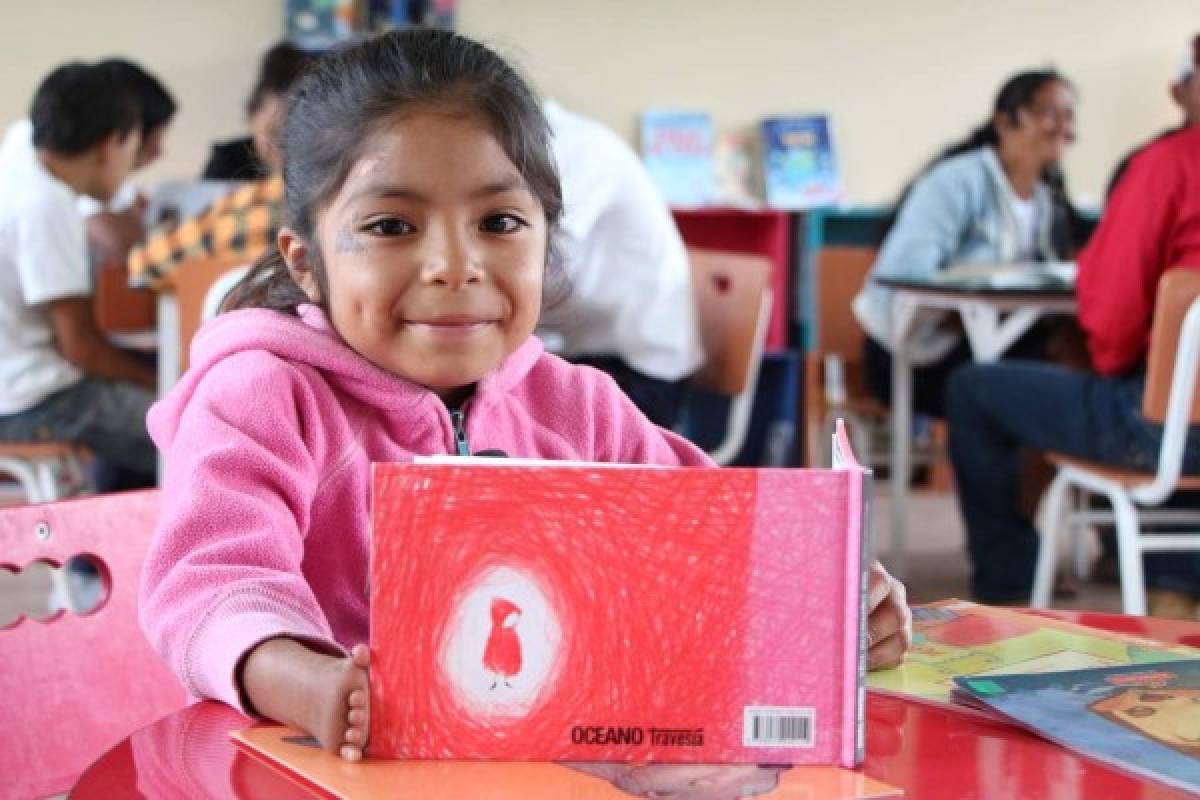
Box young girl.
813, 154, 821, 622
139, 29, 911, 762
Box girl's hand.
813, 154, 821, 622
866, 561, 911, 670
239, 638, 372, 760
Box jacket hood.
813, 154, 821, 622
148, 303, 545, 446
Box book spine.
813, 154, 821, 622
834, 421, 869, 767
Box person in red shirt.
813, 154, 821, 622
943, 122, 1200, 613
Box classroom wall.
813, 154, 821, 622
0, 0, 1192, 206
457, 0, 1195, 207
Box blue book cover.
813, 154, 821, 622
639, 110, 715, 208
954, 660, 1200, 793
287, 0, 357, 51
761, 115, 842, 210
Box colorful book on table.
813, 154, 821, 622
231, 723, 903, 799
867, 599, 1199, 709
367, 427, 871, 765
639, 109, 716, 207
953, 660, 1200, 794
761, 115, 842, 210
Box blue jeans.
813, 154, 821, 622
945, 361, 1200, 603
0, 378, 156, 482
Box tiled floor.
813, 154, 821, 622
877, 487, 1126, 613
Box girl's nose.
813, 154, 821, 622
420, 225, 482, 287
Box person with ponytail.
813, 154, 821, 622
852, 69, 1082, 417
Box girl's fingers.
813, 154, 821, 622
340, 744, 363, 761
351, 643, 371, 667
867, 630, 908, 671
348, 708, 366, 726
867, 561, 897, 611
348, 689, 366, 708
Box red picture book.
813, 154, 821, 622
367, 428, 871, 765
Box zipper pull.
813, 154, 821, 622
449, 409, 470, 456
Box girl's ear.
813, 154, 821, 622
278, 227, 321, 304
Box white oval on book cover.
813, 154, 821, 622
438, 566, 564, 720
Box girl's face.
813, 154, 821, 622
286, 110, 547, 403
999, 80, 1077, 167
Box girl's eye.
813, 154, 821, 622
364, 218, 414, 236
480, 214, 525, 234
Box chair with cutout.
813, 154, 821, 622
684, 248, 773, 466
0, 489, 187, 797
1033, 268, 1200, 615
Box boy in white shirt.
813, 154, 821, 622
0, 62, 156, 483
0, 59, 177, 264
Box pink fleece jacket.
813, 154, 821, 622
138, 305, 711, 712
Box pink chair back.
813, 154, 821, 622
0, 490, 187, 798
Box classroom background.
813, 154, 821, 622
0, 0, 1193, 206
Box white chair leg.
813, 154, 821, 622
35, 461, 62, 503
1033, 472, 1070, 608
1110, 490, 1147, 616
0, 457, 46, 503
1069, 488, 1093, 580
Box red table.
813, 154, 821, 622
72, 611, 1200, 799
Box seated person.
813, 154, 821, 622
944, 123, 1200, 611
852, 69, 1084, 417
129, 44, 309, 288
201, 42, 312, 181
537, 100, 704, 429
0, 59, 177, 264
0, 63, 156, 483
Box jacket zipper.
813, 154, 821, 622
449, 409, 471, 456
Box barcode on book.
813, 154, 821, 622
743, 707, 815, 747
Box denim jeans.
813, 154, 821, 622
0, 377, 157, 481
945, 361, 1200, 603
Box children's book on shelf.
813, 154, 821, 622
867, 599, 1199, 709
954, 660, 1200, 794
366, 425, 871, 765
712, 131, 760, 209
761, 115, 842, 210
232, 723, 903, 799
640, 109, 716, 208
286, 0, 358, 51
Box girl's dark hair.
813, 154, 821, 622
879, 69, 1086, 253
225, 28, 564, 315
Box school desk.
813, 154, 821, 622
69, 610, 1200, 799
877, 275, 1078, 581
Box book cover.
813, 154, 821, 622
232, 724, 902, 799
286, 0, 358, 51
713, 131, 760, 209
368, 449, 869, 764
640, 109, 716, 208
867, 599, 1198, 708
761, 116, 842, 210
954, 660, 1200, 794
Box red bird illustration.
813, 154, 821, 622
483, 598, 522, 689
